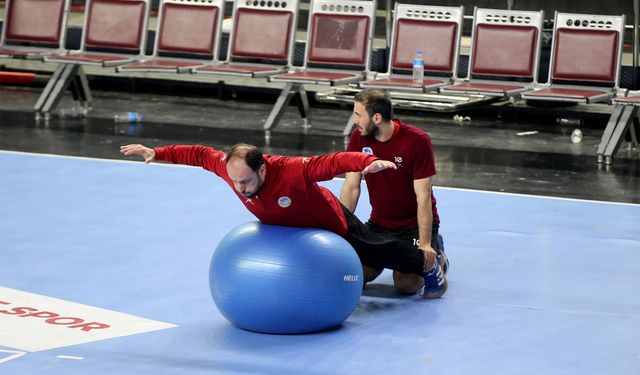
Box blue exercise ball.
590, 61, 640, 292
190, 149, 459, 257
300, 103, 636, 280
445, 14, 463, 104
209, 221, 363, 334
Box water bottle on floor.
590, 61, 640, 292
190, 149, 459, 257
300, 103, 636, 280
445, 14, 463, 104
571, 128, 583, 143
114, 112, 145, 123
412, 49, 424, 85
56, 106, 87, 119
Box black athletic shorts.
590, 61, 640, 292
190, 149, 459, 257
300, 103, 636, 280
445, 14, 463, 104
340, 205, 424, 276
365, 220, 442, 252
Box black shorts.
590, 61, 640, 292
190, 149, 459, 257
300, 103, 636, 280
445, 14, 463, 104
340, 205, 424, 276
365, 220, 442, 252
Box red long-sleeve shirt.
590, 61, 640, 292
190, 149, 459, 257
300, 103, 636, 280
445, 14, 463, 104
154, 145, 378, 235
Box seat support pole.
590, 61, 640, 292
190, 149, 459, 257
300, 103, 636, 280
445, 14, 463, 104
34, 64, 92, 117
264, 82, 309, 131
598, 104, 638, 165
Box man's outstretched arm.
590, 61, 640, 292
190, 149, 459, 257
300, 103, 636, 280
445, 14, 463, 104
304, 152, 397, 182
120, 144, 227, 176
120, 144, 156, 164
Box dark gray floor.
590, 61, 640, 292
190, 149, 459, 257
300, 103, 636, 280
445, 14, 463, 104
1, 85, 639, 204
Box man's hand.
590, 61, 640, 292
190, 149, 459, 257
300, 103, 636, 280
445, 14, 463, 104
420, 243, 438, 270
120, 144, 156, 164
362, 159, 397, 175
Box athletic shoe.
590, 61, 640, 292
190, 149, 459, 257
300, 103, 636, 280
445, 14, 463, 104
420, 256, 448, 299
434, 234, 449, 274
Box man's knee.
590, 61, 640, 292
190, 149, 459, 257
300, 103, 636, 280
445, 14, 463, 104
363, 266, 383, 283
392, 271, 423, 295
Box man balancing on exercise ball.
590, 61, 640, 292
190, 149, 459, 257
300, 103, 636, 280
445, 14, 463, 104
120, 143, 446, 298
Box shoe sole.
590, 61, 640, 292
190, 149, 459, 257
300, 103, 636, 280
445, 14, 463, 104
423, 277, 448, 299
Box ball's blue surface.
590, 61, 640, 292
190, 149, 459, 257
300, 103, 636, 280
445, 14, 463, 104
209, 222, 363, 334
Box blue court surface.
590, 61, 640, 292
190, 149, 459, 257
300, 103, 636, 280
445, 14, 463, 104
0, 150, 638, 375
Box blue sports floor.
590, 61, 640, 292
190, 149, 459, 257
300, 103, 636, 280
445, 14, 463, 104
0, 151, 638, 374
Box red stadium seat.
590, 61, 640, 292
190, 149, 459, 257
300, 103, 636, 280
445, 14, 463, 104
0, 0, 69, 59
264, 0, 376, 132
521, 12, 625, 104
360, 4, 464, 93
191, 0, 299, 78
440, 7, 544, 98
34, 0, 151, 116
117, 0, 225, 73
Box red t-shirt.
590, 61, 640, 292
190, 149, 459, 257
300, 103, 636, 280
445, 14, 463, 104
347, 119, 440, 228
154, 145, 378, 235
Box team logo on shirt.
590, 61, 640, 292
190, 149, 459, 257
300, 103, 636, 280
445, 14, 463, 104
278, 196, 292, 208
362, 147, 373, 154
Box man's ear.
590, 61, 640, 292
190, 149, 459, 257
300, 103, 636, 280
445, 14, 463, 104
373, 113, 382, 125
259, 163, 266, 179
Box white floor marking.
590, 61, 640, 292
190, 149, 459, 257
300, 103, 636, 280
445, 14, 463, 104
0, 286, 177, 352
0, 349, 27, 364
56, 355, 85, 360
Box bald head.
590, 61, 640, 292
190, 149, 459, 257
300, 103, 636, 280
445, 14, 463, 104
226, 143, 264, 171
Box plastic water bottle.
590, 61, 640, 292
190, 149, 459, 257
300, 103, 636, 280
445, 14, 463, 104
571, 128, 583, 143
557, 118, 583, 126
55, 106, 87, 119
114, 112, 144, 123
412, 49, 424, 85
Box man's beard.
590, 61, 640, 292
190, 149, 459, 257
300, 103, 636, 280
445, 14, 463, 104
360, 122, 379, 137
242, 176, 264, 199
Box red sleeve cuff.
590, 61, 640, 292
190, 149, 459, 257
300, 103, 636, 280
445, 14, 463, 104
153, 146, 168, 162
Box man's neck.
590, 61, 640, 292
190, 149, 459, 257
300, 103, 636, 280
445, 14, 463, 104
375, 120, 395, 142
